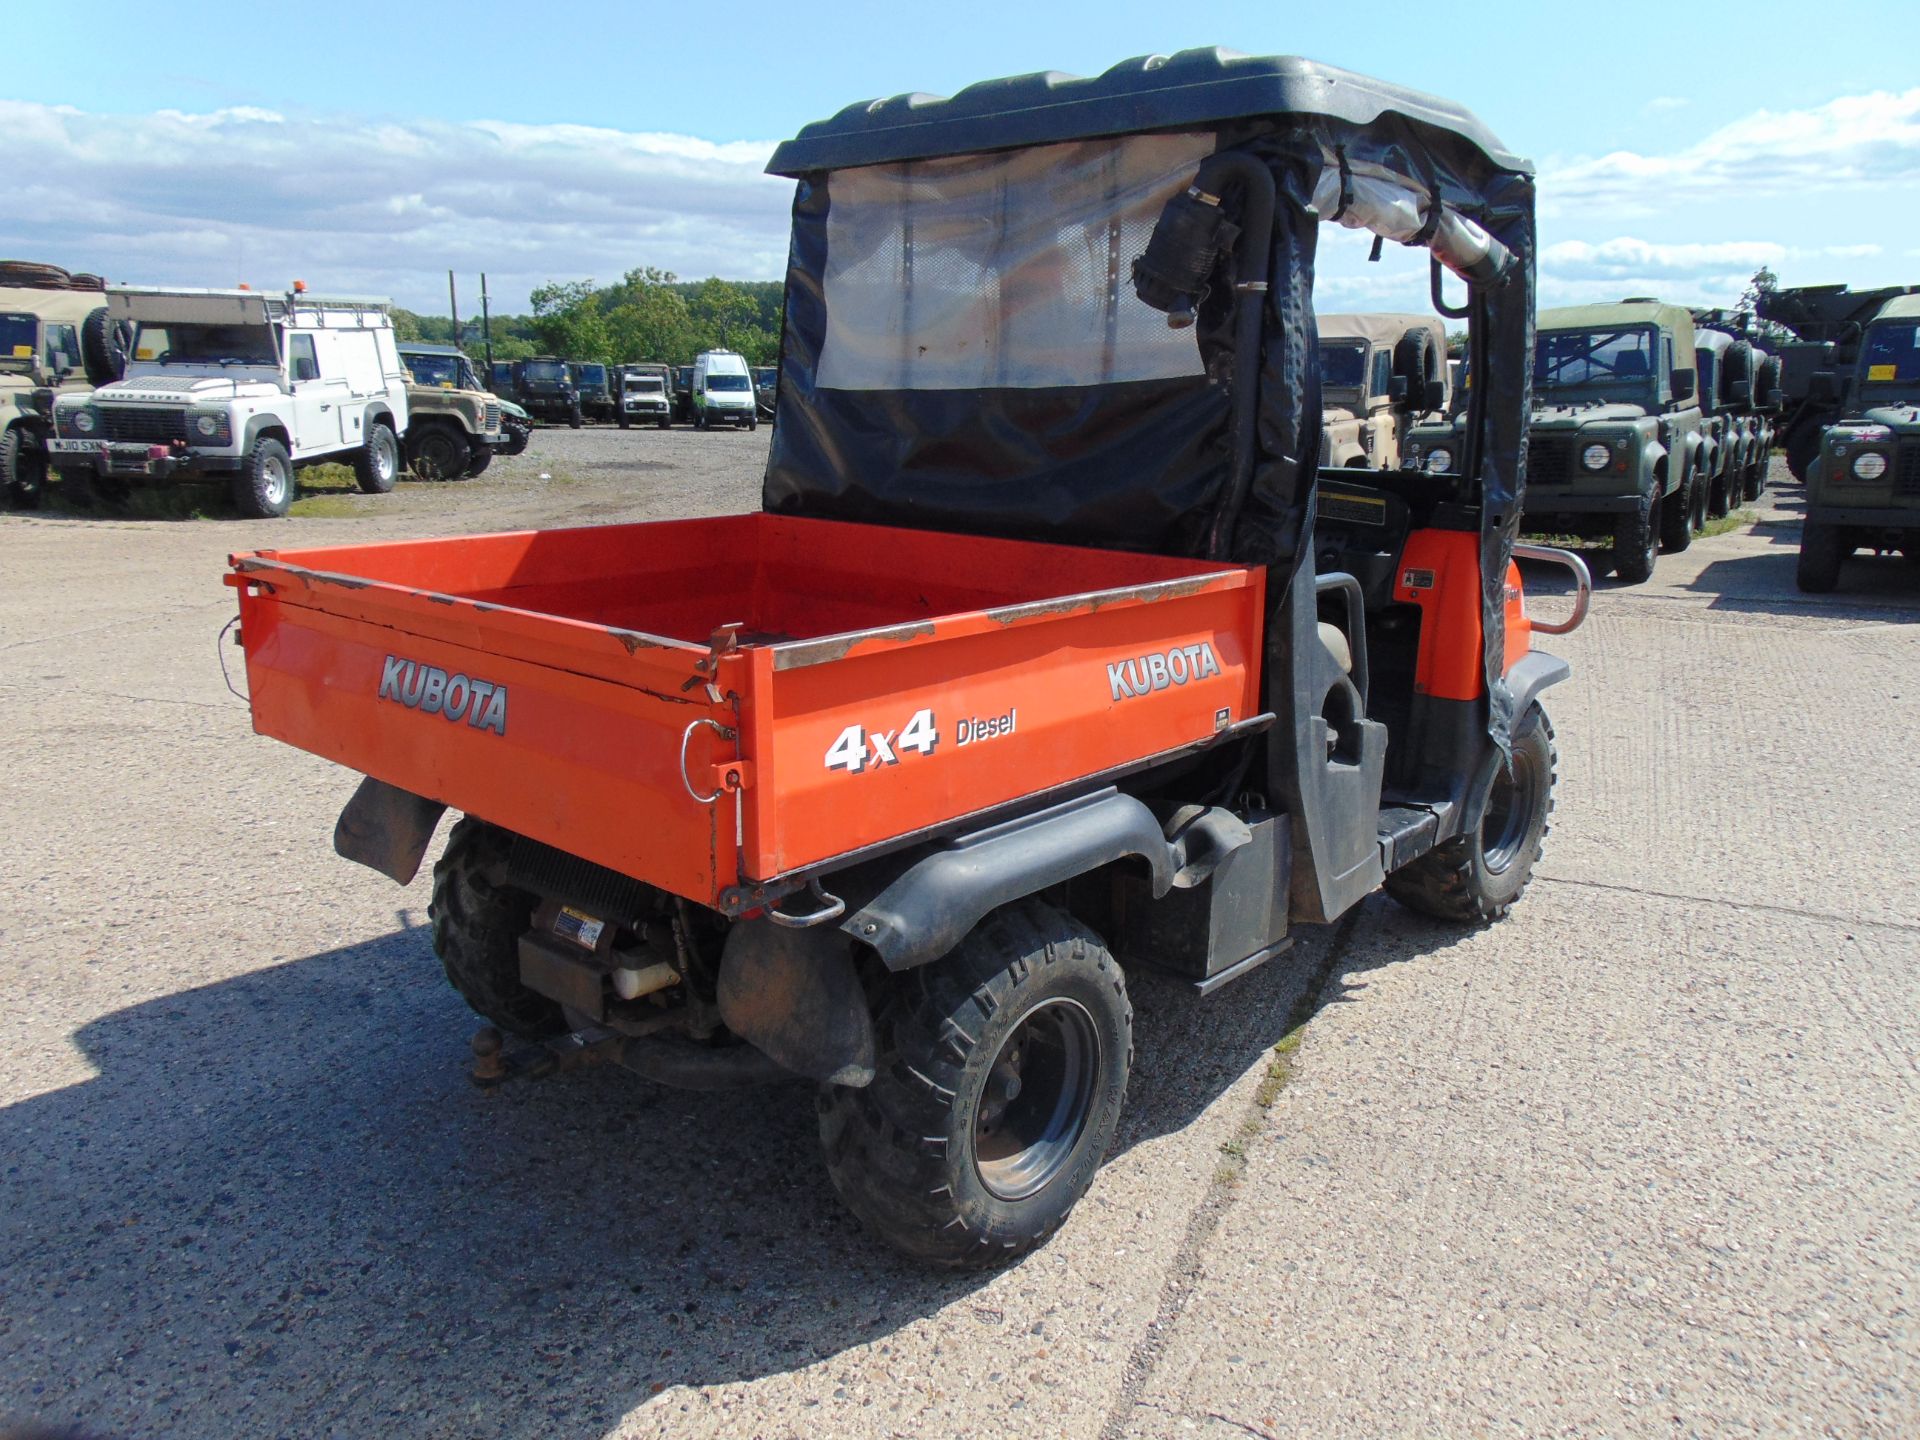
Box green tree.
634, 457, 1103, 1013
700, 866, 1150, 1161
529, 279, 614, 361
606, 267, 698, 362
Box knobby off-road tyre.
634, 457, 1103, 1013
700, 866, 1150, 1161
465, 442, 492, 477
233, 435, 294, 519
81, 306, 127, 386
1660, 469, 1695, 553
1784, 419, 1821, 484
618, 411, 630, 430
429, 818, 566, 1040
406, 422, 468, 482
2, 426, 45, 510
1386, 703, 1557, 925
818, 900, 1131, 1270
354, 422, 400, 494
1614, 493, 1659, 584
1708, 459, 1733, 521
1393, 324, 1437, 396
568, 401, 583, 430
502, 421, 531, 456
1796, 522, 1845, 594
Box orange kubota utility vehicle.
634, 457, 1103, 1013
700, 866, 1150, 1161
228, 50, 1588, 1268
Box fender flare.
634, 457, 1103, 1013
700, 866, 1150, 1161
837, 788, 1177, 971
1471, 651, 1571, 829
1642, 440, 1669, 495
241, 412, 291, 452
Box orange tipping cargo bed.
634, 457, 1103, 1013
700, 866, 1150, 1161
228, 513, 1265, 910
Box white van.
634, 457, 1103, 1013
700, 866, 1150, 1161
691, 349, 758, 431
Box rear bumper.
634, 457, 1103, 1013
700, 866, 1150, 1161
48, 438, 242, 478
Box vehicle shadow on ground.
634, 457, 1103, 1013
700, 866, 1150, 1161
1682, 500, 1920, 618
0, 909, 1443, 1436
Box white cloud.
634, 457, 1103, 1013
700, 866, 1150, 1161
1545, 87, 1920, 208
1644, 96, 1689, 114
0, 100, 793, 312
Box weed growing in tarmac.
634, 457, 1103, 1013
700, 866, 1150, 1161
1701, 507, 1758, 539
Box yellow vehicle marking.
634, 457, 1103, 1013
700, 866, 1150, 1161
1868, 363, 1897, 381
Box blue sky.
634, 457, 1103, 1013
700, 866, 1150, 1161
9, 0, 1919, 313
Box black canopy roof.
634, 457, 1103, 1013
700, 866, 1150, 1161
766, 48, 1529, 177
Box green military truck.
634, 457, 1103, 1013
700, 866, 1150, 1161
569, 362, 615, 423
1315, 313, 1448, 471
398, 343, 503, 481
1795, 294, 1920, 592
1758, 284, 1919, 481
1, 262, 125, 509
1520, 301, 1704, 584
511, 356, 582, 428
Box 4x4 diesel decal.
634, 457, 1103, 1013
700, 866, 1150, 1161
377, 655, 508, 735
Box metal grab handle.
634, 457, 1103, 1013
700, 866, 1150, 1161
1512, 543, 1593, 635
766, 878, 847, 930
1314, 570, 1371, 708
678, 718, 739, 804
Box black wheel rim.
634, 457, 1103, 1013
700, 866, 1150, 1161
1481, 743, 1540, 874
974, 996, 1100, 1202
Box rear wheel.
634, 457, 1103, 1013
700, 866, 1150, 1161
1386, 703, 1556, 924
817, 900, 1130, 1269
1614, 493, 1658, 584
406, 422, 469, 481
1796, 522, 1845, 594
1784, 419, 1821, 483
502, 420, 530, 456
233, 435, 294, 518
354, 422, 399, 494
1708, 462, 1732, 520
618, 411, 630, 430
568, 401, 583, 430
429, 818, 566, 1039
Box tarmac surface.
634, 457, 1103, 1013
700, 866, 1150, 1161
1, 431, 1916, 1438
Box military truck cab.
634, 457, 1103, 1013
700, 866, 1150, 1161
0, 261, 124, 510
1522, 300, 1703, 584
570, 362, 615, 423
1796, 294, 1920, 591
1315, 313, 1448, 470
615, 362, 673, 429
512, 356, 581, 428
50, 286, 409, 518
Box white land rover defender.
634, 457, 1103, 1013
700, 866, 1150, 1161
50, 286, 411, 518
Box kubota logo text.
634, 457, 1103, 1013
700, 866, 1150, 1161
377, 655, 509, 735
1108, 642, 1221, 701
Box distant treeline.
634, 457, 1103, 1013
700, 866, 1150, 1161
393, 269, 783, 367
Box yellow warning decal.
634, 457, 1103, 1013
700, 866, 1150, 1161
134, 349, 155, 360
1868, 363, 1897, 381
10, 345, 29, 358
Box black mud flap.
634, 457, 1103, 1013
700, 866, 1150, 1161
716, 920, 876, 1087
333, 776, 448, 885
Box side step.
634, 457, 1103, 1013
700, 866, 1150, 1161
1376, 805, 1438, 873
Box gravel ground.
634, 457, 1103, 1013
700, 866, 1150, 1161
1, 439, 1915, 1439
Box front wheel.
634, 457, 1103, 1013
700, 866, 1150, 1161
1796, 522, 1845, 594
233, 435, 294, 518
1614, 494, 1658, 584
1386, 703, 1556, 925
1659, 470, 1694, 553
465, 442, 492, 477
568, 402, 583, 430
2, 426, 45, 510
818, 900, 1131, 1269
354, 423, 399, 495
406, 423, 468, 482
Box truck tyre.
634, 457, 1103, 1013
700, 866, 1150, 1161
747, 414, 758, 432
656, 417, 671, 430
1614, 493, 1658, 584
81, 306, 127, 386
1744, 456, 1766, 504
1796, 522, 1844, 594
1385, 703, 1556, 924
618, 411, 630, 430
406, 422, 468, 481
817, 900, 1131, 1270
429, 818, 566, 1040
1784, 419, 1821, 483
1707, 458, 1732, 520
1659, 468, 1694, 553
465, 442, 492, 477
234, 435, 295, 518
502, 420, 531, 456
2, 427, 45, 510
568, 401, 583, 430
354, 421, 400, 494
